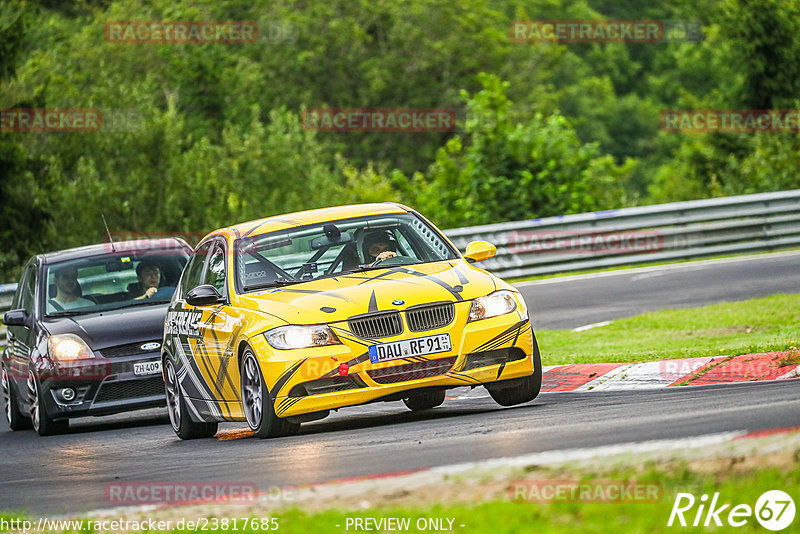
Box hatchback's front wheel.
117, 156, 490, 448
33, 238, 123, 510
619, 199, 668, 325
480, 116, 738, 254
241, 348, 299, 439
2, 363, 31, 430
28, 372, 68, 436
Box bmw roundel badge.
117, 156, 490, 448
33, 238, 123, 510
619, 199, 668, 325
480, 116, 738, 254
392, 300, 405, 306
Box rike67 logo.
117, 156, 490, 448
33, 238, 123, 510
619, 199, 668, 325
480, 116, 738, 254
668, 490, 795, 531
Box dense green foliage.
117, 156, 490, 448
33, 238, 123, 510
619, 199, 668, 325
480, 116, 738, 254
1, 0, 799, 279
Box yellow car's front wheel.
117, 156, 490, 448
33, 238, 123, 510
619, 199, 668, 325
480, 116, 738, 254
485, 336, 542, 407
241, 348, 299, 439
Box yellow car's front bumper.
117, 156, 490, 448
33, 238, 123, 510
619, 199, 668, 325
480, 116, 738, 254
252, 303, 535, 419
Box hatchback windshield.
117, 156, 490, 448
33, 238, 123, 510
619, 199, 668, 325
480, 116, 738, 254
234, 213, 458, 292
44, 251, 189, 316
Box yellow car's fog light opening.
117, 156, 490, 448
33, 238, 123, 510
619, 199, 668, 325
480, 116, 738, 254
48, 334, 93, 361
265, 325, 341, 350
468, 290, 517, 322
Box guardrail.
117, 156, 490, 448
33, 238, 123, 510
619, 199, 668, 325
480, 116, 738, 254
2, 190, 799, 349
444, 189, 800, 279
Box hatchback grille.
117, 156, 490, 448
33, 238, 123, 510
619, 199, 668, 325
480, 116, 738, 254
101, 341, 161, 359
368, 356, 457, 384
348, 312, 403, 339
94, 377, 164, 403
406, 302, 455, 332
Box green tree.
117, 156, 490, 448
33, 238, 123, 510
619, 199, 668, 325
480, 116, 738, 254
409, 74, 635, 228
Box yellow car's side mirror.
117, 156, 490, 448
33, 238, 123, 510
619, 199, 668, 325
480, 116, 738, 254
463, 241, 496, 263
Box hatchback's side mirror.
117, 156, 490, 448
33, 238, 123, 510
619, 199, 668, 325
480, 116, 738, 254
3, 309, 30, 328
185, 285, 224, 307
464, 241, 497, 263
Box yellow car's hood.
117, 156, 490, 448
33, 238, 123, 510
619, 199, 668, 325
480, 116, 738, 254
235, 261, 500, 325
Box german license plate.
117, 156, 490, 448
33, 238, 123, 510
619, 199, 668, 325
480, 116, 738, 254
369, 334, 451, 364
133, 360, 162, 376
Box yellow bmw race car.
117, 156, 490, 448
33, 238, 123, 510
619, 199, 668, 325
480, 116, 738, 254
161, 204, 541, 439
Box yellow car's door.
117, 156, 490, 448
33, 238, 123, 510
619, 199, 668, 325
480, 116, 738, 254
191, 238, 242, 411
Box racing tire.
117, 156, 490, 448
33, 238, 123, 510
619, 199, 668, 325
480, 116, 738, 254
486, 335, 543, 407
28, 372, 69, 436
164, 359, 218, 440
2, 363, 32, 430
402, 389, 446, 411
241, 348, 299, 439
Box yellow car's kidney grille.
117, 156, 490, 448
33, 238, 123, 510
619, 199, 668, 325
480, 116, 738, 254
348, 311, 403, 339
406, 302, 455, 332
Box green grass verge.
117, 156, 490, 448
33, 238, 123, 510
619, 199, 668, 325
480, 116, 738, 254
536, 294, 800, 365
3, 466, 795, 533
271, 468, 797, 534
508, 247, 800, 284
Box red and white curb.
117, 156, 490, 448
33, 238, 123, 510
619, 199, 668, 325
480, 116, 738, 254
540, 351, 799, 392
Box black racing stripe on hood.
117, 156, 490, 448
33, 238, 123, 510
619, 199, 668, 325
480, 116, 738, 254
454, 265, 470, 284
273, 287, 352, 302
398, 267, 464, 301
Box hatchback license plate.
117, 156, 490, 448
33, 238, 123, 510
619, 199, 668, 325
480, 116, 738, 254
134, 360, 162, 376
369, 334, 451, 364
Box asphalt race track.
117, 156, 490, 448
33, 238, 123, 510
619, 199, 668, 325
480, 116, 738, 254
519, 251, 800, 329
1, 252, 799, 515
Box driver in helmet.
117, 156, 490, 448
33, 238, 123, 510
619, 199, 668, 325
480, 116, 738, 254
362, 230, 398, 266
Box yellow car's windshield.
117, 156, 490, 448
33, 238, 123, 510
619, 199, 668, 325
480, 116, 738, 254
234, 213, 458, 291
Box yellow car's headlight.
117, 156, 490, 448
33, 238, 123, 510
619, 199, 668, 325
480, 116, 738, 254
48, 334, 94, 361
468, 290, 518, 322
265, 325, 340, 350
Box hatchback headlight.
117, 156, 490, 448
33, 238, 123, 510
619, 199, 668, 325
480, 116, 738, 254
468, 290, 518, 322
48, 334, 93, 361
264, 325, 340, 350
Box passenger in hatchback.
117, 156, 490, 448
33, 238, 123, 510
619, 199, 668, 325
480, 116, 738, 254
130, 260, 172, 300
